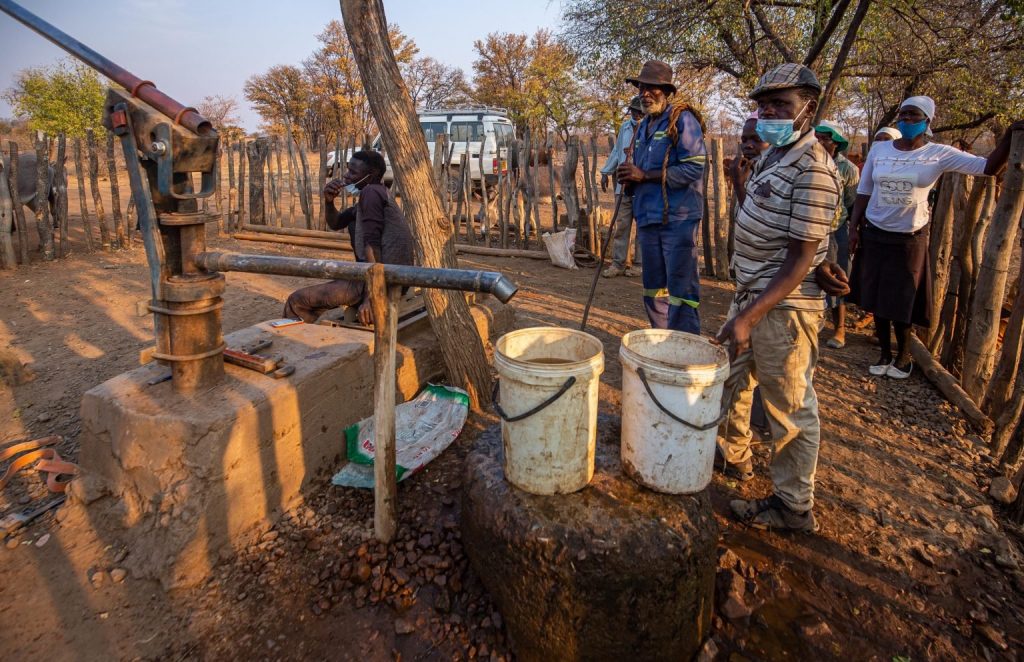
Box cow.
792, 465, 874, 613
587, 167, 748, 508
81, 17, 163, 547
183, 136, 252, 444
0, 151, 59, 230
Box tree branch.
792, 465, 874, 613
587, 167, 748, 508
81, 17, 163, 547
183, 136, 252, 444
750, 3, 797, 62
933, 113, 997, 134
814, 0, 872, 122
803, 0, 854, 69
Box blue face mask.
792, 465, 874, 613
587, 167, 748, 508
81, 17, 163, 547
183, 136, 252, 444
345, 174, 370, 195
755, 102, 810, 147
897, 119, 928, 140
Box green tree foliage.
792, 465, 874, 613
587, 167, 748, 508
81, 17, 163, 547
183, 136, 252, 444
4, 59, 105, 137
471, 32, 533, 131
243, 64, 311, 141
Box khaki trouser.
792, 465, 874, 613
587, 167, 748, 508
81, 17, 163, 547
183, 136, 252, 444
717, 302, 823, 512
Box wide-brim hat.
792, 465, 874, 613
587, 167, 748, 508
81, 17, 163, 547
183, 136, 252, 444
626, 60, 677, 95
750, 63, 821, 99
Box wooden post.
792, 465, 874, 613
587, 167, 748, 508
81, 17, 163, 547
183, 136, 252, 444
226, 139, 236, 232
267, 139, 280, 226
711, 139, 731, 278
317, 135, 328, 230
8, 143, 31, 263
238, 139, 247, 227
519, 130, 533, 247
340, 0, 498, 409
579, 138, 594, 250
531, 133, 541, 240
962, 132, 1024, 400
54, 135, 68, 258
86, 128, 110, 251
284, 132, 299, 226
701, 163, 716, 278
454, 153, 467, 240
297, 137, 314, 229
247, 139, 269, 225
547, 133, 558, 232
367, 263, 399, 542
926, 173, 956, 348
478, 145, 490, 247
943, 176, 991, 369
33, 132, 55, 260
0, 148, 15, 269
215, 140, 224, 228
561, 136, 581, 234
498, 145, 509, 249
105, 131, 125, 249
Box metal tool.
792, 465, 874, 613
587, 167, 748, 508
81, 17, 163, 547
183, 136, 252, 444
580, 193, 625, 331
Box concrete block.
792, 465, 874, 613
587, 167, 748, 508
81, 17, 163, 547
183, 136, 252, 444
65, 301, 513, 589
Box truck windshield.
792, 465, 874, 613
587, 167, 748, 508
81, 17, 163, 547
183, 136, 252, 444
450, 121, 484, 143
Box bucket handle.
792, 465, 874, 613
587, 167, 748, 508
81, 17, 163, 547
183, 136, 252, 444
636, 366, 726, 432
492, 376, 577, 423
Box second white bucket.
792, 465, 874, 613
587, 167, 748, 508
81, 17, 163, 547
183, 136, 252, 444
619, 329, 730, 494
494, 327, 605, 495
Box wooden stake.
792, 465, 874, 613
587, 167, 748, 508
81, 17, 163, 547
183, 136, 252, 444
0, 146, 15, 269
318, 135, 328, 230
106, 131, 125, 248
701, 159, 716, 278
711, 139, 731, 278
8, 143, 31, 263
367, 263, 399, 543
54, 134, 68, 258
247, 139, 269, 225
86, 128, 110, 251
547, 132, 558, 232
225, 139, 236, 232
297, 137, 314, 229
926, 173, 956, 348
962, 132, 1024, 400
238, 139, 247, 227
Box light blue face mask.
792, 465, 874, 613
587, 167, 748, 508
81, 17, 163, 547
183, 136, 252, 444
897, 119, 928, 140
756, 102, 811, 147
345, 174, 370, 195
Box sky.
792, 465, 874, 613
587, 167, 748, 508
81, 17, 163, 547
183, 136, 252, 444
0, 0, 561, 130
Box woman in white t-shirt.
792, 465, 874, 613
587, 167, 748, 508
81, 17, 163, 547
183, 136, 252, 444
849, 96, 1023, 379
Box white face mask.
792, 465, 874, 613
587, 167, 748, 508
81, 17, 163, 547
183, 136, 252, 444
345, 174, 370, 195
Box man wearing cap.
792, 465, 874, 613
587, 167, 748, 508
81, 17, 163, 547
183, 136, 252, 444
715, 63, 841, 532
616, 60, 706, 334
814, 121, 860, 349
600, 96, 645, 277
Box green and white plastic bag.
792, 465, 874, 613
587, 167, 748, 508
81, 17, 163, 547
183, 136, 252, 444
331, 384, 470, 489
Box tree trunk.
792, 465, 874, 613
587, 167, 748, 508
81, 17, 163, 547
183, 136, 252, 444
86, 128, 110, 251
106, 131, 125, 248
340, 0, 495, 409
238, 140, 248, 227
547, 134, 558, 232
702, 167, 716, 278
0, 150, 15, 269
34, 132, 54, 260
962, 132, 1024, 401
317, 135, 328, 230
226, 139, 236, 232
944, 176, 992, 370
297, 138, 314, 229
71, 139, 94, 252
8, 143, 31, 263
560, 136, 581, 234
985, 263, 1024, 417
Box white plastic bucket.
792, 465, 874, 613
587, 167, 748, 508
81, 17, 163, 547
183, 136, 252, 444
619, 329, 730, 494
494, 327, 605, 495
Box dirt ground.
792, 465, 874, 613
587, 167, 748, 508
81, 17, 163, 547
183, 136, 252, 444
2, 169, 1024, 661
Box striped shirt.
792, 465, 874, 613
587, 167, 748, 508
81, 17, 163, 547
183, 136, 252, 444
732, 131, 841, 311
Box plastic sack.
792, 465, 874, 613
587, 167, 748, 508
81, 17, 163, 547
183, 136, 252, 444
331, 384, 470, 489
542, 228, 578, 270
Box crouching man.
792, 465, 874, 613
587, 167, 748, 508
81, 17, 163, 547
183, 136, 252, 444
283, 150, 414, 325
714, 64, 841, 533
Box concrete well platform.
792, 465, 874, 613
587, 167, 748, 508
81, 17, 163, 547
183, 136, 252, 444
461, 414, 718, 661
64, 301, 513, 589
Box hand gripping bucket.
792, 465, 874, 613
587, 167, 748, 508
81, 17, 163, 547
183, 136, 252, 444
493, 327, 605, 495
619, 330, 730, 494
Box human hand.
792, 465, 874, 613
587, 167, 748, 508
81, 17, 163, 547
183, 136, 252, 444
324, 178, 345, 204
357, 299, 374, 327
713, 312, 753, 360
849, 227, 860, 256
815, 260, 851, 297
615, 163, 645, 183
601, 173, 609, 192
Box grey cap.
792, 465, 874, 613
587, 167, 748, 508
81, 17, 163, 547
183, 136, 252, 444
749, 63, 821, 99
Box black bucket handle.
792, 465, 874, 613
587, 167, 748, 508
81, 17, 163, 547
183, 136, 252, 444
636, 366, 728, 432
492, 376, 577, 423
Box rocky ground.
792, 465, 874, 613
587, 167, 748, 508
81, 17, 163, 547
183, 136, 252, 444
1, 230, 1024, 660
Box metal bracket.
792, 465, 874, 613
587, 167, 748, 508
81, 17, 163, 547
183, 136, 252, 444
153, 123, 215, 199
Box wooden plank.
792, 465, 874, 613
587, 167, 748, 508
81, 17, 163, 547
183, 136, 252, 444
367, 263, 399, 543
232, 231, 351, 251
239, 223, 350, 241
456, 244, 549, 259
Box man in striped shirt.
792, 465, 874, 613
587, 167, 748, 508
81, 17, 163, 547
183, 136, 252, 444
715, 64, 841, 532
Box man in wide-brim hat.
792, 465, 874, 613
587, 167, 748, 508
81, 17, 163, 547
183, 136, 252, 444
616, 60, 706, 334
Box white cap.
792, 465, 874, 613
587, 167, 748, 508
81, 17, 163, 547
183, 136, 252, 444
899, 95, 936, 120
875, 126, 902, 140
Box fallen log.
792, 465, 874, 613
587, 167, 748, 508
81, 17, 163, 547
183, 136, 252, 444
455, 245, 549, 260
239, 223, 349, 242
232, 231, 351, 252
909, 333, 993, 433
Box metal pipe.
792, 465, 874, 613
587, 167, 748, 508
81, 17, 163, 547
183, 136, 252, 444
0, 0, 213, 136
195, 251, 519, 304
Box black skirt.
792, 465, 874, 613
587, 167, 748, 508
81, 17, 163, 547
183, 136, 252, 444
848, 222, 931, 327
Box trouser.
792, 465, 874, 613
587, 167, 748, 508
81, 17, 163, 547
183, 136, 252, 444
717, 302, 823, 512
609, 194, 641, 269
826, 222, 850, 309
638, 219, 700, 334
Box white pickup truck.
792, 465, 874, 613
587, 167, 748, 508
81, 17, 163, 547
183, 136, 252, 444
326, 107, 516, 189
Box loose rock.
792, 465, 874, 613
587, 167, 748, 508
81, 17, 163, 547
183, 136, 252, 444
111, 568, 127, 583
989, 477, 1017, 505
